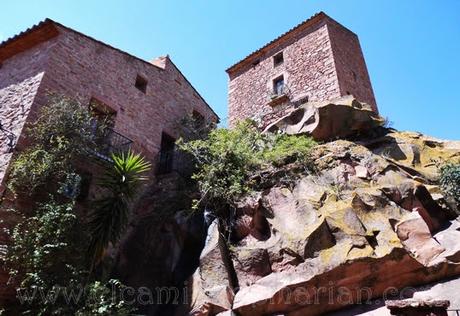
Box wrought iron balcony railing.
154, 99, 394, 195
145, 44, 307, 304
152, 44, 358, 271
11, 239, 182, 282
92, 128, 133, 160
268, 84, 291, 107
156, 149, 193, 176
271, 84, 289, 98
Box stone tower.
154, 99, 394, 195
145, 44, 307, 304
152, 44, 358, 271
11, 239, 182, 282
226, 12, 377, 128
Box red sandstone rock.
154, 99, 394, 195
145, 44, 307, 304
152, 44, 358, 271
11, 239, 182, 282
386, 299, 450, 316
190, 135, 460, 316
264, 96, 384, 141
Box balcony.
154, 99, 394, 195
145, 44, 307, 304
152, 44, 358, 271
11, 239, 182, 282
92, 128, 133, 161
156, 149, 193, 176
267, 84, 290, 107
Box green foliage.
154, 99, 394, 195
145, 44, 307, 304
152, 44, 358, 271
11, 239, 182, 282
5, 96, 141, 315
88, 151, 151, 266
31, 95, 101, 155
440, 163, 460, 206
177, 120, 317, 210
8, 201, 83, 285
75, 280, 136, 316
8, 96, 103, 196
7, 192, 141, 315
7, 148, 57, 194
7, 200, 88, 315
262, 133, 317, 166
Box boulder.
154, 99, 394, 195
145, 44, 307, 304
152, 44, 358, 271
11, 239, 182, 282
264, 96, 384, 141
189, 221, 234, 315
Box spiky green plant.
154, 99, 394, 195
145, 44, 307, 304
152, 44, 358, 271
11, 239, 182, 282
88, 151, 151, 267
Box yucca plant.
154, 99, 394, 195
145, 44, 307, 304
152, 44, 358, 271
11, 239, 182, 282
88, 150, 151, 268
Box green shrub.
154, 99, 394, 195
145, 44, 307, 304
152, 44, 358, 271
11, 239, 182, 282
262, 133, 317, 166
440, 163, 460, 206
177, 120, 316, 211
8, 148, 57, 194
75, 280, 136, 316
31, 95, 101, 155
5, 96, 143, 315
8, 96, 104, 196
7, 200, 88, 315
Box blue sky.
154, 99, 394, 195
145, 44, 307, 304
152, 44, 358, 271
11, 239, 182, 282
1, 1, 459, 139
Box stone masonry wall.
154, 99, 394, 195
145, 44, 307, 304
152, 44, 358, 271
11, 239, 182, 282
0, 37, 59, 303
327, 19, 377, 112
228, 20, 341, 127
0, 39, 57, 194
227, 16, 377, 127
0, 24, 217, 303
37, 26, 217, 163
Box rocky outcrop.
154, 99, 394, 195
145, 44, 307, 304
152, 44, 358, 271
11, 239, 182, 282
264, 96, 384, 141
189, 99, 460, 315
113, 174, 207, 316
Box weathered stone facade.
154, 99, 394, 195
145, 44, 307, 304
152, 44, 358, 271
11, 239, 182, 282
226, 12, 377, 128
0, 19, 218, 194
0, 20, 218, 303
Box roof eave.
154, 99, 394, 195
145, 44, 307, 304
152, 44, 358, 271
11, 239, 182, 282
225, 11, 329, 75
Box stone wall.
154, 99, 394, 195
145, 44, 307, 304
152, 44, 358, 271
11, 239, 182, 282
0, 37, 59, 304
0, 39, 57, 194
1, 23, 218, 193
327, 19, 377, 112
227, 15, 377, 127
38, 25, 217, 162
0, 22, 218, 304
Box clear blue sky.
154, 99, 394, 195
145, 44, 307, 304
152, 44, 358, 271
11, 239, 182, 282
1, 1, 459, 139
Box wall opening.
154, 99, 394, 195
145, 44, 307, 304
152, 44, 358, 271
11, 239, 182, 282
273, 75, 285, 96
135, 75, 148, 93
157, 132, 176, 174
192, 110, 205, 128
273, 52, 284, 67
89, 98, 117, 130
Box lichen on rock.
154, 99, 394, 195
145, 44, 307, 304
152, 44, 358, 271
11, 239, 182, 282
188, 97, 460, 316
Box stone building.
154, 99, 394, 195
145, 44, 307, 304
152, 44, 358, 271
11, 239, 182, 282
226, 12, 377, 128
0, 18, 219, 196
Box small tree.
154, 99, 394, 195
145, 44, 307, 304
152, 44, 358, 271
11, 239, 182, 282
177, 120, 316, 213
8, 95, 105, 196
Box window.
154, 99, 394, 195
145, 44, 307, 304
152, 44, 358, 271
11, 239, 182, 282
273, 52, 284, 67
157, 132, 176, 174
89, 98, 116, 130
192, 110, 205, 128
135, 75, 148, 93
77, 172, 93, 202
273, 75, 285, 96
